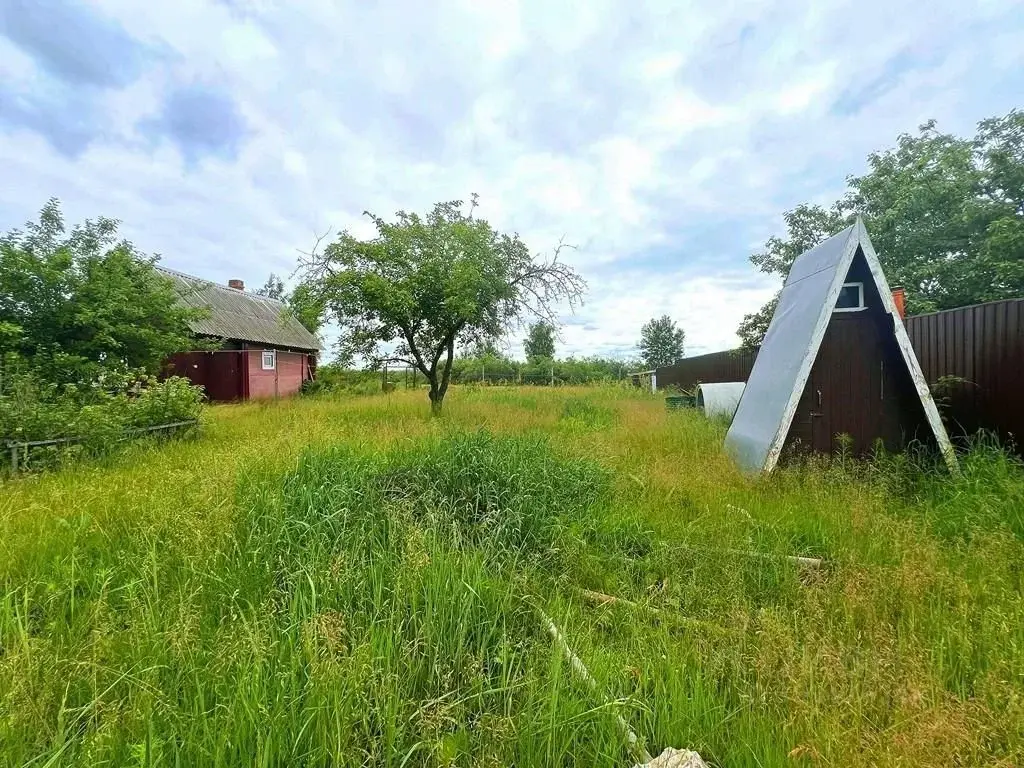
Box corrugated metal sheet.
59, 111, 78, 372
654, 349, 757, 391
157, 266, 320, 351
906, 298, 1024, 450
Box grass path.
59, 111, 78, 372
2, 387, 1023, 766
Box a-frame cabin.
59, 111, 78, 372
726, 218, 957, 473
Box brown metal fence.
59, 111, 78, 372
653, 297, 1024, 452
905, 298, 1024, 450
654, 348, 758, 392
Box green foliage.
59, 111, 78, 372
0, 362, 203, 471
736, 295, 775, 349
299, 196, 585, 413
257, 273, 326, 336
448, 354, 634, 385
287, 280, 328, 336
254, 273, 285, 300
0, 201, 207, 470
0, 200, 203, 385
300, 362, 380, 396
638, 315, 685, 368
524, 321, 556, 363
739, 110, 1024, 345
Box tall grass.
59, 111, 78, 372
1, 387, 1023, 766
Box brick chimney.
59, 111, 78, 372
891, 286, 906, 319
228, 279, 245, 291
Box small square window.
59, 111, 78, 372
834, 282, 865, 312
262, 350, 276, 370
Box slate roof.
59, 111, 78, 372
156, 266, 320, 351
724, 218, 955, 474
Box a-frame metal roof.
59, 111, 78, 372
725, 218, 957, 473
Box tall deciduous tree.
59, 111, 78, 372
287, 281, 327, 336
0, 200, 203, 384
524, 321, 556, 363
737, 110, 1024, 347
255, 273, 285, 300
298, 197, 585, 414
257, 272, 326, 336
638, 315, 685, 368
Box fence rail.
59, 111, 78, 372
5, 419, 199, 474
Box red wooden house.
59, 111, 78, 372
160, 268, 320, 402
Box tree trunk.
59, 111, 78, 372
427, 373, 443, 416
437, 340, 455, 404
425, 341, 455, 417
429, 385, 443, 416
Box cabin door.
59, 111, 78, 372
808, 314, 903, 456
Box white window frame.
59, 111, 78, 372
834, 281, 866, 312
261, 349, 277, 370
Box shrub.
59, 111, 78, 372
301, 363, 382, 396
1, 361, 203, 471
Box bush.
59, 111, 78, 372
1, 361, 203, 471
301, 363, 382, 396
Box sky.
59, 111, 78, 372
1, 0, 1022, 360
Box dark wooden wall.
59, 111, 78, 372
165, 351, 245, 402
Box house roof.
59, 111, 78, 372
724, 218, 956, 474
156, 266, 321, 351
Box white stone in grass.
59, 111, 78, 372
634, 747, 709, 768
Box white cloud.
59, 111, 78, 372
1, 0, 1021, 361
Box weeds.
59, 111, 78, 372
1, 388, 1022, 766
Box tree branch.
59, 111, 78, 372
401, 326, 432, 379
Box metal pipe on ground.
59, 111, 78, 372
537, 607, 652, 763
538, 606, 709, 768
668, 542, 823, 569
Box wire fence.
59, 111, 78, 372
376, 360, 636, 391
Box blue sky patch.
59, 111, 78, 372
140, 83, 248, 163
0, 0, 152, 89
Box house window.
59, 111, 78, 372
262, 350, 276, 370
834, 282, 865, 312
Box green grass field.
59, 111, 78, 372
2, 386, 1023, 767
